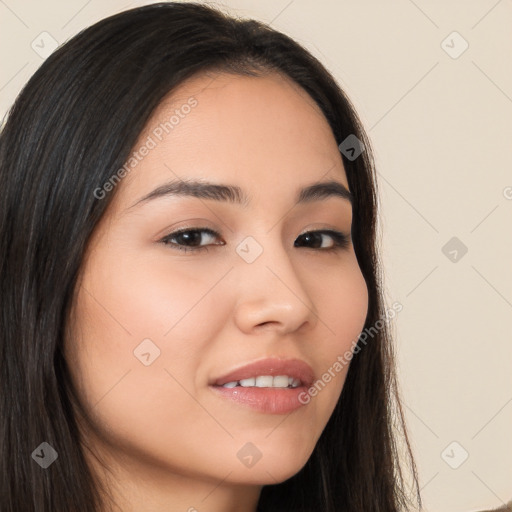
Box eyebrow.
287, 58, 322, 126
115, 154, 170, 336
126, 178, 353, 211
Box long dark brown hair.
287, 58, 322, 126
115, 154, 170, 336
0, 2, 421, 510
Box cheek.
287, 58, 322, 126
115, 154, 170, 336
76, 240, 227, 347
65, 246, 195, 408
66, 241, 234, 409
313, 253, 369, 351
66, 252, 230, 471
303, 255, 369, 414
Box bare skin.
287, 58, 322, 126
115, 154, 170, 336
65, 70, 369, 512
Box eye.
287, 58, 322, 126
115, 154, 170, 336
294, 230, 350, 252
159, 227, 350, 254
159, 227, 223, 253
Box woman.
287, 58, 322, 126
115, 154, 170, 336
0, 2, 421, 511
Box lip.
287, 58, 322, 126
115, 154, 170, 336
209, 357, 315, 415
210, 357, 315, 388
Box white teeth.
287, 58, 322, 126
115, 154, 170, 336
255, 376, 274, 387
239, 377, 256, 387
220, 375, 301, 388
272, 375, 290, 388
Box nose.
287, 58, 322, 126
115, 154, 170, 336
232, 236, 318, 336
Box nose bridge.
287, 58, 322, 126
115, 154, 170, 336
232, 230, 317, 333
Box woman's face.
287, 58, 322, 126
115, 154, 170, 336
66, 71, 368, 499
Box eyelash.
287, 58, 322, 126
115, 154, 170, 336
159, 227, 350, 254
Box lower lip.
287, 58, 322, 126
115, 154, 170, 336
209, 385, 310, 414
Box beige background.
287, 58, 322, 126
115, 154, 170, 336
1, 1, 511, 510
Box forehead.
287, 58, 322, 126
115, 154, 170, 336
110, 70, 348, 213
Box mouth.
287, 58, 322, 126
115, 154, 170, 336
214, 375, 303, 389
209, 357, 315, 414
210, 356, 315, 388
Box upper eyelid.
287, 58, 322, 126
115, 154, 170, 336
160, 226, 350, 244
160, 227, 222, 244
162, 226, 347, 236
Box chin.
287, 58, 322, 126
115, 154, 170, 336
222, 448, 313, 486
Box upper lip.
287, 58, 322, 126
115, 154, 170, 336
210, 357, 315, 387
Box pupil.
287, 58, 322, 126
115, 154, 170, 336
300, 232, 321, 248
179, 231, 201, 246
